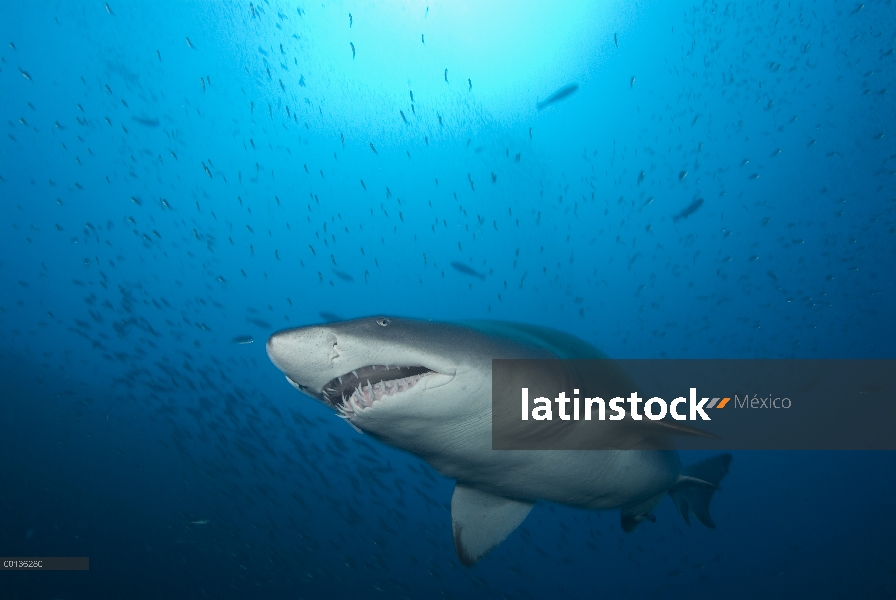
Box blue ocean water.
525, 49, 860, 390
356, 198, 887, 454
2, 1, 895, 598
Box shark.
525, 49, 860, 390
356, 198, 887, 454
266, 317, 732, 566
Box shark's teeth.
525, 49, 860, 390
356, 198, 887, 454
337, 372, 427, 418
320, 365, 432, 405
320, 365, 433, 419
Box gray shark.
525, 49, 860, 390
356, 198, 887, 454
266, 317, 732, 565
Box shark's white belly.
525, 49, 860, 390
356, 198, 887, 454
425, 446, 682, 510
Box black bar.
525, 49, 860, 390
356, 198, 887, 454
1, 557, 89, 571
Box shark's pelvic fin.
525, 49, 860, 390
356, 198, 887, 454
451, 484, 533, 566
668, 453, 733, 528
620, 491, 664, 532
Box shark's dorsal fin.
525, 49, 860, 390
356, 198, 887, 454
451, 484, 533, 566
457, 320, 608, 359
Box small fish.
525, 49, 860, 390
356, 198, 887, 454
232, 336, 254, 345
536, 84, 579, 110
858, 385, 883, 395
186, 37, 195, 49
444, 68, 449, 83
468, 78, 472, 92
132, 116, 160, 127
614, 33, 619, 47
672, 198, 704, 222
19, 68, 32, 82
105, 3, 114, 15
349, 13, 352, 27
370, 143, 378, 155
630, 76, 636, 88
350, 42, 355, 59
190, 520, 209, 525
451, 261, 486, 280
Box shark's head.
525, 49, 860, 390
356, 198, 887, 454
267, 317, 545, 453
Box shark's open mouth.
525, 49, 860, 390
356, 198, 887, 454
319, 365, 434, 417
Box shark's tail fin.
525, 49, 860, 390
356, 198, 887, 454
668, 453, 733, 529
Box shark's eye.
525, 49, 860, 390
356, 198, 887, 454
376, 317, 390, 327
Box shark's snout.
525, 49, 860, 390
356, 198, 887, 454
265, 327, 339, 394
265, 332, 281, 365
265, 329, 294, 372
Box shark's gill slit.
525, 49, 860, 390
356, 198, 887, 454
322, 365, 433, 415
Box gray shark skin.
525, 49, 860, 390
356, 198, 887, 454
267, 317, 732, 566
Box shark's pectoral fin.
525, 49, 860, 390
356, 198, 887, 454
451, 484, 533, 566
